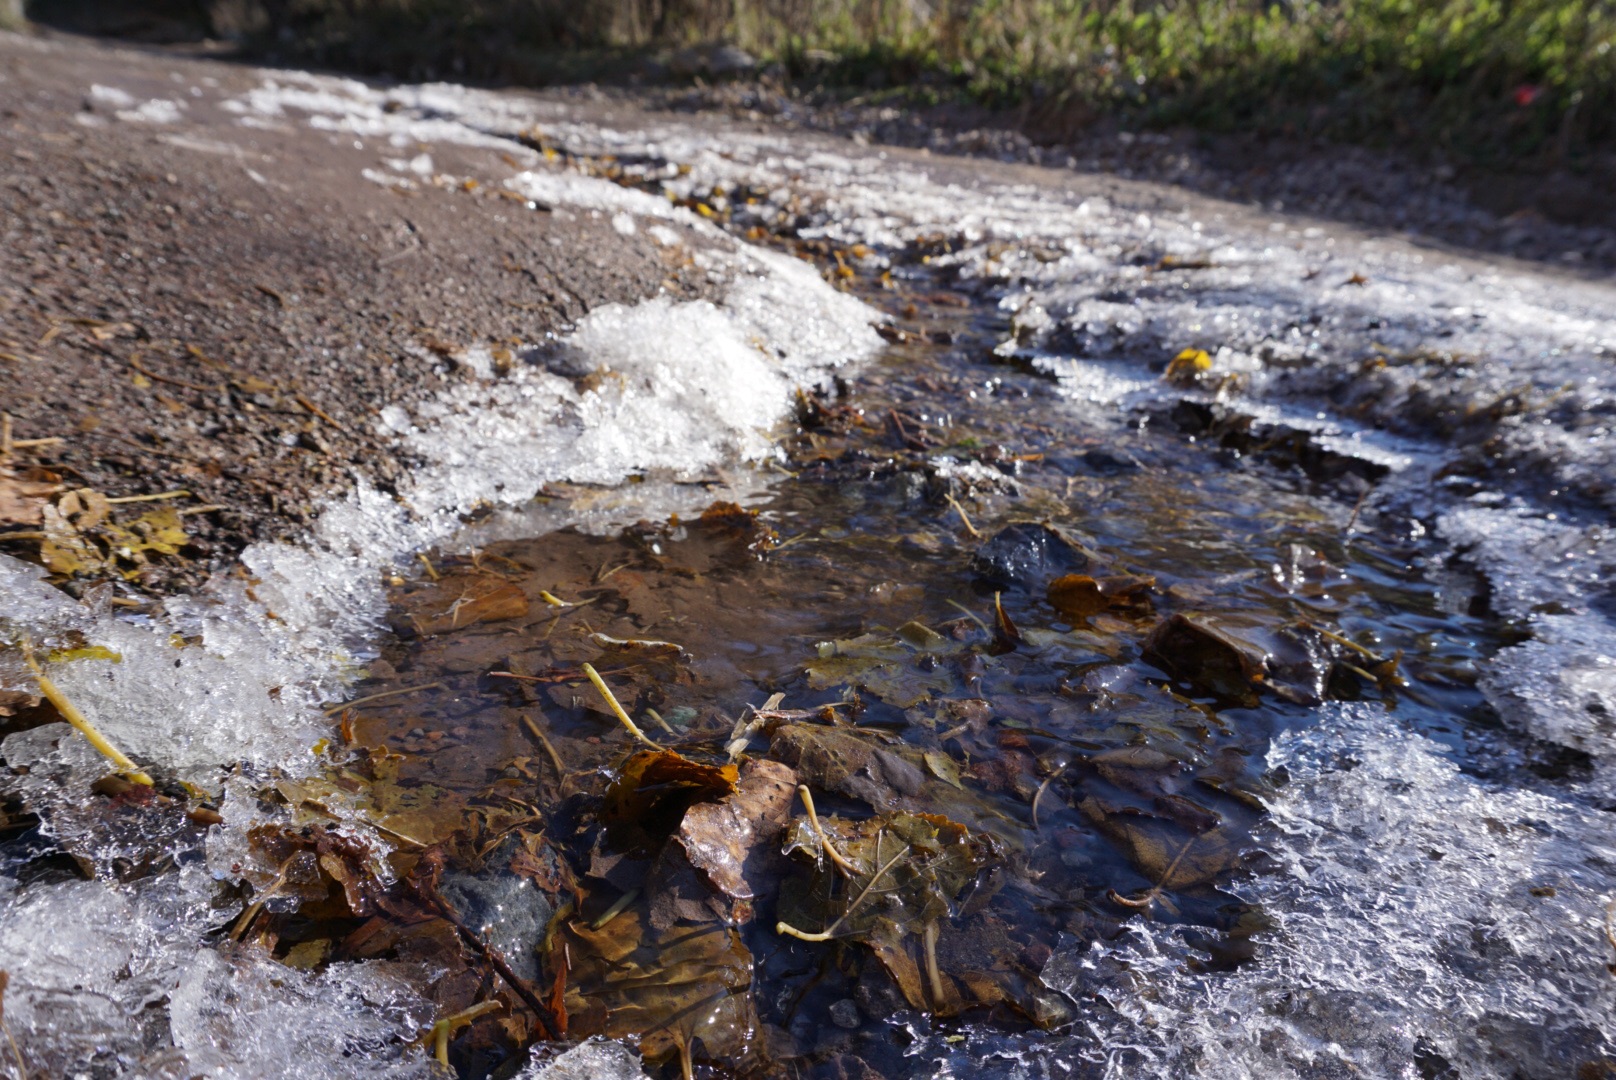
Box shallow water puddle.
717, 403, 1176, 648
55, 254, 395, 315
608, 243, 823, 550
5, 74, 1615, 1080
312, 261, 1503, 1078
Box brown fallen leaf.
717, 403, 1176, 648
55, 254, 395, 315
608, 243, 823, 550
1046, 572, 1156, 619
654, 759, 798, 925
412, 579, 529, 635
0, 465, 62, 526
602, 750, 739, 846
1141, 613, 1267, 707
1078, 795, 1237, 889
563, 908, 758, 1070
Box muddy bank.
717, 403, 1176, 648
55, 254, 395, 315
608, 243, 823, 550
0, 30, 712, 588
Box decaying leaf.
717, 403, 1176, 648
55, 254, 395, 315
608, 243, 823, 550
923, 751, 964, 790
667, 758, 797, 908
1046, 573, 1156, 619
602, 750, 739, 845
1141, 613, 1267, 707
36, 489, 191, 579
805, 630, 958, 708
412, 580, 529, 635
777, 810, 1002, 1014
1078, 795, 1239, 890
0, 465, 62, 526
563, 908, 758, 1068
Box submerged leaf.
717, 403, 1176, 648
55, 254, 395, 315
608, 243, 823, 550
777, 810, 1002, 1014
412, 580, 529, 635
602, 750, 739, 844
1046, 573, 1155, 619
563, 908, 758, 1067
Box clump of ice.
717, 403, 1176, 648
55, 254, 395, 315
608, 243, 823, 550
1024, 705, 1616, 1079
514, 1038, 647, 1079
0, 867, 439, 1079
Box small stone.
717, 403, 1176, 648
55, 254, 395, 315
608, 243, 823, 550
828, 998, 861, 1030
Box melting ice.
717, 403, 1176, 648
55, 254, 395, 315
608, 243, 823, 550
5, 61, 1616, 1079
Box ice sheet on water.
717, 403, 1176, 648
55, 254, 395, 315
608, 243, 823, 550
506, 169, 697, 225
1437, 502, 1616, 780
1480, 613, 1616, 790
1018, 704, 1616, 1079
0, 555, 332, 773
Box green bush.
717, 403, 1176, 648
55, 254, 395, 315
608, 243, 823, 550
244, 0, 1616, 165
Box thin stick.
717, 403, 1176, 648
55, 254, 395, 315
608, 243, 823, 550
945, 599, 993, 638
129, 357, 216, 393
322, 682, 446, 715
581, 663, 664, 750
777, 835, 906, 942
0, 413, 11, 458
10, 437, 63, 450
797, 785, 857, 878
430, 904, 557, 1039
1343, 485, 1373, 536
178, 504, 226, 517
644, 707, 677, 736
296, 393, 347, 432
519, 713, 567, 778
231, 853, 299, 940
427, 1000, 504, 1067
1107, 834, 1199, 910
944, 493, 982, 539
22, 644, 154, 786
590, 886, 641, 930
923, 920, 945, 1007
1316, 627, 1377, 659
105, 489, 191, 504
1030, 764, 1066, 830
417, 553, 440, 581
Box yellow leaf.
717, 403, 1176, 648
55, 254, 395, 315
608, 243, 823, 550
1165, 348, 1212, 384
44, 645, 123, 664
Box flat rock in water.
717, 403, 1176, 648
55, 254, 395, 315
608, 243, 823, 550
437, 834, 556, 985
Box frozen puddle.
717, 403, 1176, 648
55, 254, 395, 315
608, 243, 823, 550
4, 64, 1616, 1079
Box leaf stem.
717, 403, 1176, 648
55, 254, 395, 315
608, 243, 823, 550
582, 663, 664, 750
777, 833, 906, 942
21, 641, 154, 786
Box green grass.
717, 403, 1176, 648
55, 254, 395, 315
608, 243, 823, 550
230, 0, 1616, 167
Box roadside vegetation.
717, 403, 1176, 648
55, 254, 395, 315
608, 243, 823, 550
36, 0, 1616, 168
